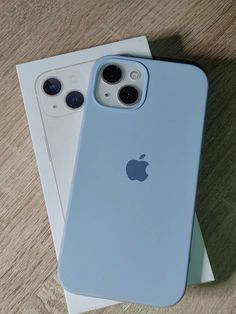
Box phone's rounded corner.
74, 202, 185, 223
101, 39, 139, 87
162, 284, 187, 308
57, 262, 79, 295
188, 62, 209, 91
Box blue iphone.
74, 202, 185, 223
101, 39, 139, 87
58, 55, 208, 307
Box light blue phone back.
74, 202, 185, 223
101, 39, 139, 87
58, 56, 208, 307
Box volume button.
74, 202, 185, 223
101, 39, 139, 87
44, 135, 52, 163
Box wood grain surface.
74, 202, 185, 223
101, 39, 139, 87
0, 0, 235, 313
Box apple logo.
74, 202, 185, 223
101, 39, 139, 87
126, 154, 149, 182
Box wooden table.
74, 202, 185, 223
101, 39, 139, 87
0, 0, 235, 313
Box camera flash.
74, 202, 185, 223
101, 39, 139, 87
130, 70, 141, 80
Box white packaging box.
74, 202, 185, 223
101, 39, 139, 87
16, 36, 214, 314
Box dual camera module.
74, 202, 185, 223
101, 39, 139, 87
43, 78, 84, 109
102, 65, 138, 105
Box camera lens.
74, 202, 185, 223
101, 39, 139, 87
66, 91, 84, 109
118, 85, 139, 105
43, 78, 62, 96
102, 65, 122, 84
